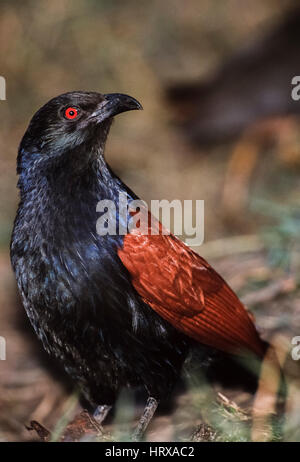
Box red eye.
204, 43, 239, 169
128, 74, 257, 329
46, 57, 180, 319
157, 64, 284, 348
64, 107, 79, 120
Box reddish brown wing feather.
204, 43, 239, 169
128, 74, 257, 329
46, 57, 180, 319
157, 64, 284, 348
118, 223, 265, 358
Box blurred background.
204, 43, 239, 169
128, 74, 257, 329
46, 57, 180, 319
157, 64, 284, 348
0, 0, 300, 441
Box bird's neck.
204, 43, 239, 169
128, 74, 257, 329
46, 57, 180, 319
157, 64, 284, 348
17, 152, 122, 235
19, 148, 114, 196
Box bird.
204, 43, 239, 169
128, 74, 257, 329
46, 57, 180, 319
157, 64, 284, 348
11, 91, 269, 440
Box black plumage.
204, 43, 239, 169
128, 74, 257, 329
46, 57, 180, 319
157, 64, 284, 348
10, 91, 264, 438
10, 92, 189, 412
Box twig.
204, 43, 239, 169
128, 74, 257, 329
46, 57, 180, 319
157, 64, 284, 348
26, 421, 50, 441
241, 277, 297, 306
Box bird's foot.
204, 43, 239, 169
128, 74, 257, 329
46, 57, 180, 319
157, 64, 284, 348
93, 404, 112, 425
132, 397, 159, 441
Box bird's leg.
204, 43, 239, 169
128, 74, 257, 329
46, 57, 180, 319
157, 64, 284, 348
132, 397, 159, 441
93, 404, 112, 425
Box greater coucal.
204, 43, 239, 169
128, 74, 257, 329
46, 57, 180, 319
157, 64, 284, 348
11, 91, 267, 439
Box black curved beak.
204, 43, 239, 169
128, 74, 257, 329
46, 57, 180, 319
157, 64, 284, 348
91, 93, 142, 123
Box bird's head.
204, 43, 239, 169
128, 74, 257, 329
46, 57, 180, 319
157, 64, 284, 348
18, 91, 142, 174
